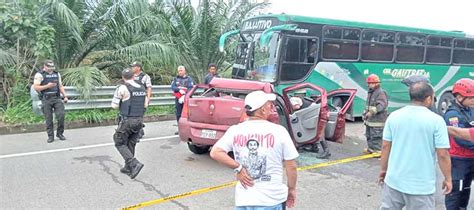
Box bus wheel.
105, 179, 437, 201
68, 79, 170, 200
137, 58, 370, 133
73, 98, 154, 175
437, 92, 454, 115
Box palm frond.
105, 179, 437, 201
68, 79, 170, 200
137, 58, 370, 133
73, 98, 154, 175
60, 66, 109, 100
112, 40, 178, 67
45, 0, 84, 47
0, 49, 17, 66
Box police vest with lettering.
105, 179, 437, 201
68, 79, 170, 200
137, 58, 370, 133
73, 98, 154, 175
40, 71, 60, 96
119, 84, 146, 117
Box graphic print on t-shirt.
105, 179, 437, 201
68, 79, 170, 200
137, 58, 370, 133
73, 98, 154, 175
241, 139, 267, 180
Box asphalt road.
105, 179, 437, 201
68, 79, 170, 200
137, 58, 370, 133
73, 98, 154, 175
0, 120, 472, 209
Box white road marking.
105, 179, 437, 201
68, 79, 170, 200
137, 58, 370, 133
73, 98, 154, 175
0, 135, 178, 159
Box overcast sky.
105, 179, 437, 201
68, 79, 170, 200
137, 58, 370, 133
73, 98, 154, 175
268, 0, 474, 36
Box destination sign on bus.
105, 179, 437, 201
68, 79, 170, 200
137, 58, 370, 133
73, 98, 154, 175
241, 18, 279, 32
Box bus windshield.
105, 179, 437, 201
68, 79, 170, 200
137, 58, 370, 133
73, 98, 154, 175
231, 33, 280, 83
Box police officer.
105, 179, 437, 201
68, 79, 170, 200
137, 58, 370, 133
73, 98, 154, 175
33, 60, 68, 143
111, 68, 148, 179
444, 78, 474, 210
171, 66, 194, 135
130, 61, 152, 139
363, 74, 388, 156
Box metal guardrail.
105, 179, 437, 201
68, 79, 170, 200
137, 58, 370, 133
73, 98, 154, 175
63, 85, 176, 110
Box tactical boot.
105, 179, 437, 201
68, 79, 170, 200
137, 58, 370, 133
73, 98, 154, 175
56, 134, 66, 140
120, 166, 131, 175
315, 140, 331, 159
129, 160, 144, 179
47, 136, 54, 143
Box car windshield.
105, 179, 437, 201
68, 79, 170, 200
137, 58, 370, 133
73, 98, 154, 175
231, 33, 280, 83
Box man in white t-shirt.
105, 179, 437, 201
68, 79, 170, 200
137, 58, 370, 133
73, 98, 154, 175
210, 90, 299, 209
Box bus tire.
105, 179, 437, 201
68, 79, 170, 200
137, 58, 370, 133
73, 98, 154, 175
187, 142, 210, 154
437, 92, 454, 115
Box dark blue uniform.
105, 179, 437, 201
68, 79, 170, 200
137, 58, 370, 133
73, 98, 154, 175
171, 75, 194, 122
39, 70, 65, 139
444, 101, 474, 210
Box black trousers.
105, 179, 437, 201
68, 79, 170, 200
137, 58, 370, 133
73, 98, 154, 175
113, 118, 143, 167
175, 98, 183, 123
41, 96, 65, 137
445, 158, 474, 210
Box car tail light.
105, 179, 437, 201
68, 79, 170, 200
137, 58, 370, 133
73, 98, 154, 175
182, 100, 189, 117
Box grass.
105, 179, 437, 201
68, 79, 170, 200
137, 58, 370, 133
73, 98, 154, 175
0, 99, 175, 125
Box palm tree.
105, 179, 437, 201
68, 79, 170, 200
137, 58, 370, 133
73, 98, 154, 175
151, 0, 268, 83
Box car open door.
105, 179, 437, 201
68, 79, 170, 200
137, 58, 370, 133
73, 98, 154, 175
282, 83, 328, 146
324, 89, 357, 143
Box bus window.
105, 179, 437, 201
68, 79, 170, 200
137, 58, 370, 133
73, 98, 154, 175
396, 33, 426, 63
361, 30, 395, 62
453, 39, 474, 65
324, 27, 342, 39
322, 26, 360, 60
426, 36, 452, 64
281, 36, 318, 82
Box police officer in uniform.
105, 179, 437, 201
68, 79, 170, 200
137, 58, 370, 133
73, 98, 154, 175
444, 78, 474, 210
363, 74, 388, 156
171, 66, 194, 135
111, 68, 148, 179
33, 60, 68, 143
130, 61, 152, 139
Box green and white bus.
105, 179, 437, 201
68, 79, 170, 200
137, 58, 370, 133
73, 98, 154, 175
219, 14, 474, 118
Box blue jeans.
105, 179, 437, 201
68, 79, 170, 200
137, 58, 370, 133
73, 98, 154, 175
235, 202, 285, 210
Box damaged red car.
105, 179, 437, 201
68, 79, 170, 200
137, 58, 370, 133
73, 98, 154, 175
178, 78, 356, 157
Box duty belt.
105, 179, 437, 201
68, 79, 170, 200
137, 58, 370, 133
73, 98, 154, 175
364, 121, 385, 127
42, 94, 59, 99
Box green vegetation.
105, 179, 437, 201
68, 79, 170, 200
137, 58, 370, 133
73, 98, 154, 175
1, 98, 174, 125
0, 0, 268, 125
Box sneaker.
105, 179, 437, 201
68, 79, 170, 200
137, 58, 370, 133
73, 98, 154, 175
129, 162, 144, 179
47, 136, 54, 143
56, 134, 66, 140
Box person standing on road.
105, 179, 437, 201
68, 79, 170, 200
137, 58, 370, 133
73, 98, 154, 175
204, 63, 219, 85
379, 82, 452, 209
33, 60, 68, 143
210, 90, 299, 209
171, 65, 194, 135
130, 61, 152, 139
443, 78, 474, 210
111, 68, 148, 179
363, 74, 388, 156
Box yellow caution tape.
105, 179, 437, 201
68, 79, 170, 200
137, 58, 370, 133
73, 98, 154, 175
122, 153, 379, 209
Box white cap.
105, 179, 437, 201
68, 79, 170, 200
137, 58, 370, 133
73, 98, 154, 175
290, 97, 303, 106
244, 90, 276, 112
